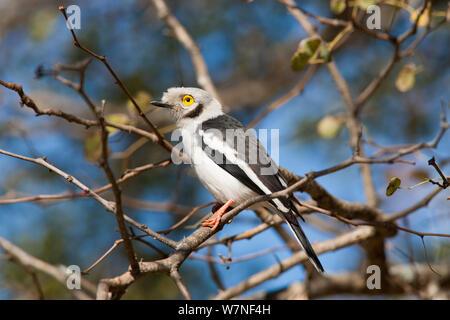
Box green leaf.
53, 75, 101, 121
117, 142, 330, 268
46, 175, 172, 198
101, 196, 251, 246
395, 63, 417, 92
291, 37, 321, 72
330, 0, 346, 14
319, 44, 333, 62
28, 9, 57, 42
386, 177, 401, 196
317, 115, 343, 139
105, 113, 130, 135
83, 131, 103, 163
126, 90, 152, 115
357, 0, 378, 10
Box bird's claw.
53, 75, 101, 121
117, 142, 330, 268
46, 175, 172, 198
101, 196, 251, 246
202, 200, 234, 231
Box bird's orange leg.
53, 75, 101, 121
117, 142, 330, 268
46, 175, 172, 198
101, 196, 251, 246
202, 200, 234, 231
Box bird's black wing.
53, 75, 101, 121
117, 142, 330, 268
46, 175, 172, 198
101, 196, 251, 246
199, 114, 324, 273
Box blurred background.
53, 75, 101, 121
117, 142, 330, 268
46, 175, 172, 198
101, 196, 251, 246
0, 0, 448, 299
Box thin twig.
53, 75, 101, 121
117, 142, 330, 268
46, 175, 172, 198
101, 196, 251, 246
82, 239, 123, 275
248, 65, 317, 128
0, 148, 178, 249
158, 201, 216, 234
51, 60, 140, 274
0, 237, 96, 300
386, 187, 443, 222
206, 246, 225, 291
5, 254, 45, 299
170, 269, 192, 300
427, 157, 449, 189
299, 201, 450, 239
58, 5, 173, 153
0, 159, 171, 205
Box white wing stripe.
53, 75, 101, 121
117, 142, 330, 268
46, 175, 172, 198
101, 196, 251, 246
200, 129, 290, 213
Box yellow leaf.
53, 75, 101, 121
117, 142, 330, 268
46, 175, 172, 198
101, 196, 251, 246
395, 63, 417, 92
410, 7, 430, 27
330, 0, 346, 14
317, 115, 343, 139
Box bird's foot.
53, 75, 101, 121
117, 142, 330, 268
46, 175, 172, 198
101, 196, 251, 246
202, 200, 234, 231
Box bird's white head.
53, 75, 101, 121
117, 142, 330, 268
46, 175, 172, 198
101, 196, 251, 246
151, 87, 223, 125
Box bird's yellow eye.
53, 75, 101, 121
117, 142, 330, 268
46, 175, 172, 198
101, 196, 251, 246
182, 95, 194, 106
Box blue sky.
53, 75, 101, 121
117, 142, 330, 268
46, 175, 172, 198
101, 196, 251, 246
0, 0, 449, 299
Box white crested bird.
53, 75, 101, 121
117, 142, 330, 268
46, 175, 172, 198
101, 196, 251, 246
151, 87, 324, 273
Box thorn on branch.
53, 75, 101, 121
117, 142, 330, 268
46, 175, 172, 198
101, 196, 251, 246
35, 65, 45, 79
427, 157, 449, 189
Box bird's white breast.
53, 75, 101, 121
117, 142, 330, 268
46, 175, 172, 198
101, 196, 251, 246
180, 125, 257, 205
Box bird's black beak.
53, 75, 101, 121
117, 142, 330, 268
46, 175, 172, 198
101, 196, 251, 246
151, 101, 173, 109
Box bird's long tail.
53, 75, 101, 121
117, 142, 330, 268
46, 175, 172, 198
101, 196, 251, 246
282, 211, 324, 273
